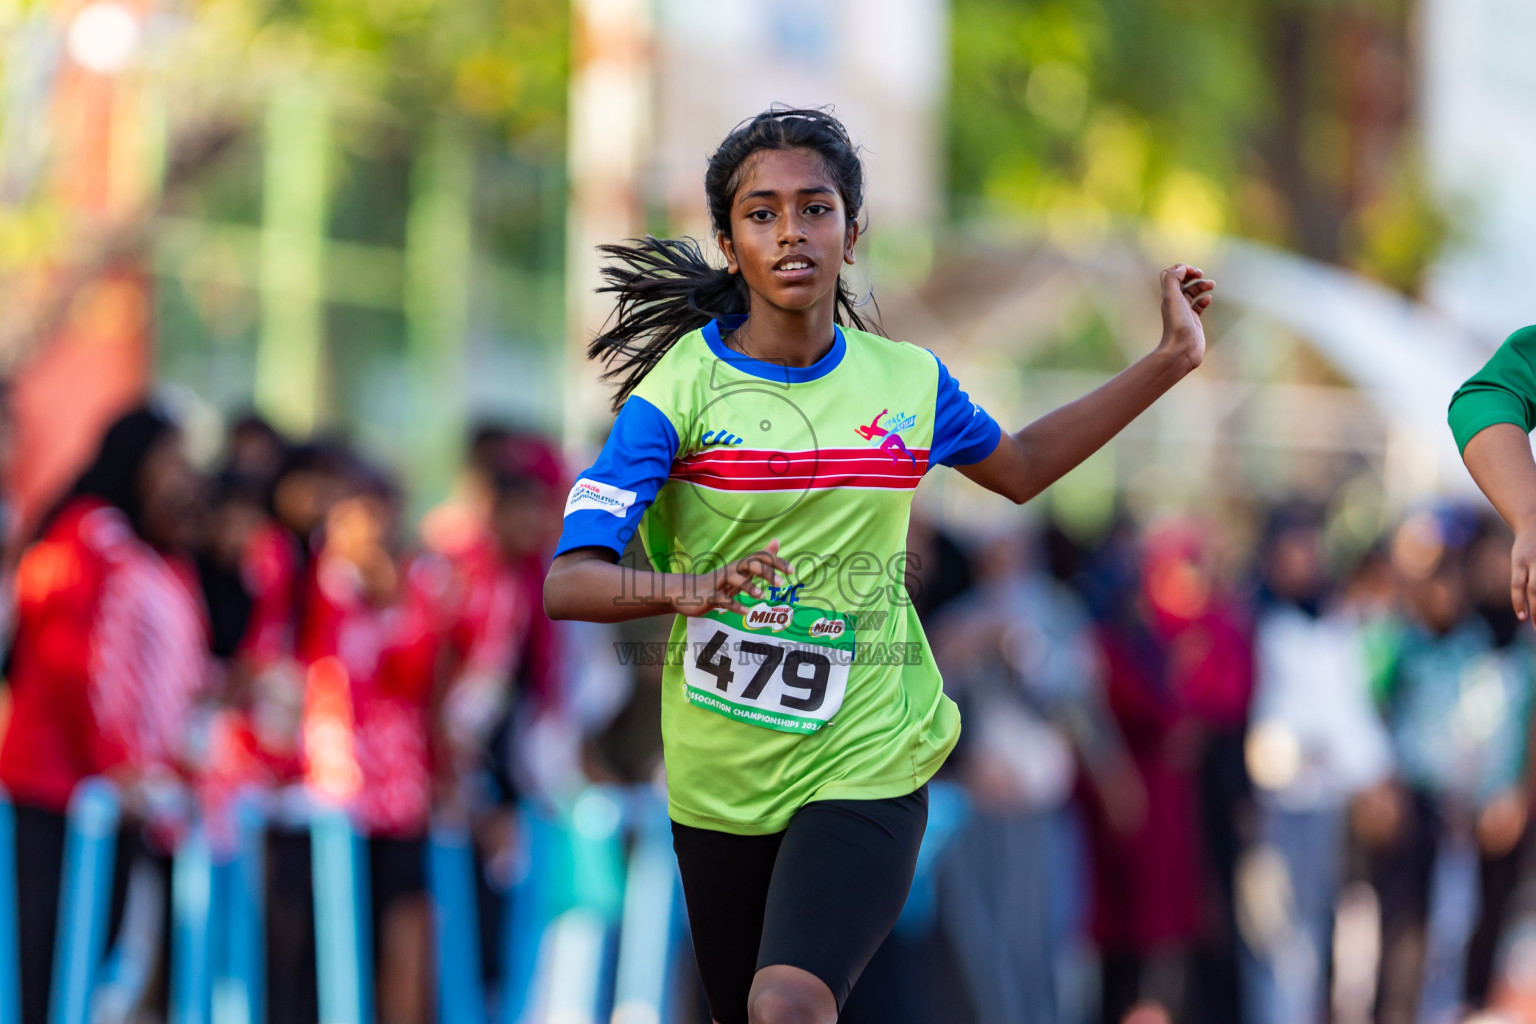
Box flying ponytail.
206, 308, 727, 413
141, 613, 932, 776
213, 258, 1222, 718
588, 107, 880, 412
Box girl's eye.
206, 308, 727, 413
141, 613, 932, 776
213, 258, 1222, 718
805, 204, 830, 215
749, 209, 773, 222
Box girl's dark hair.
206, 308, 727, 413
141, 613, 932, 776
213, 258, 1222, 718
50, 406, 178, 538
589, 106, 879, 410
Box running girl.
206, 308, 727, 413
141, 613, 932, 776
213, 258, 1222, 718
544, 107, 1214, 1024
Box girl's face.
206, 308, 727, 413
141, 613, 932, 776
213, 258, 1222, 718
1265, 527, 1324, 602
138, 431, 203, 551
327, 494, 394, 565
717, 147, 858, 318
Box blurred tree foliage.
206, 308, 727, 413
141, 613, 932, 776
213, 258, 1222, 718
0, 0, 567, 361
236, 0, 568, 154
948, 0, 1448, 293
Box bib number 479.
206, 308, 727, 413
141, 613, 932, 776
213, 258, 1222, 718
695, 629, 832, 713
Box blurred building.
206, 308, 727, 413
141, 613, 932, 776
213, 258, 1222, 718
648, 0, 946, 238
0, 0, 155, 534
1421, 0, 1536, 345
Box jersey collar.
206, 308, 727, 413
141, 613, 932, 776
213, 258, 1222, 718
702, 317, 846, 383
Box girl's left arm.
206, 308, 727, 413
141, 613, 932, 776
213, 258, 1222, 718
959, 264, 1213, 504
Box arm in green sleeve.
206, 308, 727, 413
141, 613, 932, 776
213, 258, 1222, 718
1449, 326, 1536, 455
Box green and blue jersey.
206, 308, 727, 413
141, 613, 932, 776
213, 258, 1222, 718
557, 319, 1001, 833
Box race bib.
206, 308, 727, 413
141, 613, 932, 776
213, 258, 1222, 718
682, 599, 856, 734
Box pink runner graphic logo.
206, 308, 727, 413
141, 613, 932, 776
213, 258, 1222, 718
854, 408, 918, 465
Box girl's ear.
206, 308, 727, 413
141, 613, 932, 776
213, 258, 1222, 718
843, 220, 860, 266
717, 230, 739, 274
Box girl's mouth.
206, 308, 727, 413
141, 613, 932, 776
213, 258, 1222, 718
772, 254, 817, 282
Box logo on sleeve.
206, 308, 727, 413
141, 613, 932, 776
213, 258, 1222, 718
564, 477, 637, 518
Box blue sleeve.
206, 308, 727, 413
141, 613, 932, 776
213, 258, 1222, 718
928, 351, 1003, 468
553, 396, 679, 558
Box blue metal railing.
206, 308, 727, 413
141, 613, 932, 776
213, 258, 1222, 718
171, 822, 215, 1024
610, 793, 680, 1024
211, 798, 265, 1024
428, 820, 486, 1024
311, 804, 373, 1024
0, 788, 20, 1024
500, 804, 560, 1024
2, 778, 967, 1024
49, 779, 121, 1024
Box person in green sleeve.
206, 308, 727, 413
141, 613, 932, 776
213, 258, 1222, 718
1450, 326, 1536, 622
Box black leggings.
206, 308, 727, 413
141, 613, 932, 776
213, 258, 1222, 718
671, 786, 928, 1024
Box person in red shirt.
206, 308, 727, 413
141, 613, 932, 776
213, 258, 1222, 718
0, 407, 206, 1024
439, 439, 566, 785
196, 439, 349, 1024
300, 467, 450, 1024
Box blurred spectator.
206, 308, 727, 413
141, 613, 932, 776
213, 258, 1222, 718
420, 420, 515, 564
1082, 521, 1252, 1024
424, 428, 580, 999
440, 436, 565, 782
240, 440, 350, 1024
1239, 505, 1394, 1024
931, 521, 1137, 1024
906, 510, 975, 623
196, 472, 266, 663
299, 466, 452, 1024
0, 381, 20, 645
1464, 515, 1536, 1005
1368, 507, 1535, 1024
244, 442, 349, 763
0, 407, 207, 1024
425, 426, 568, 735
192, 469, 273, 834
222, 412, 288, 493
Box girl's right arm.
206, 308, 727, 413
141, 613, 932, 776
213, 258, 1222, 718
543, 393, 791, 624
544, 542, 791, 623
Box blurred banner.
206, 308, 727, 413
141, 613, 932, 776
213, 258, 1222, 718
9, 0, 156, 536
1421, 0, 1536, 343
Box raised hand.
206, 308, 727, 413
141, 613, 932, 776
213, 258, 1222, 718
1156, 264, 1215, 373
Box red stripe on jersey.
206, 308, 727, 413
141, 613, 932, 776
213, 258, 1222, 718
670, 447, 929, 491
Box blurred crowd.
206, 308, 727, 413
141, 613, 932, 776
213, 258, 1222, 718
2, 404, 1534, 1024
901, 499, 1536, 1024
0, 405, 616, 1024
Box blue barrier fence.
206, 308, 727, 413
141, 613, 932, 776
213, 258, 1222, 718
212, 799, 265, 1024
50, 779, 121, 1024
0, 788, 19, 1024
0, 781, 969, 1024
428, 820, 485, 1024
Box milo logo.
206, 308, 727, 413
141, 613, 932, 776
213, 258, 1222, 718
743, 605, 792, 632
808, 617, 845, 640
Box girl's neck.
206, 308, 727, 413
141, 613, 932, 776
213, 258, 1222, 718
726, 300, 837, 369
